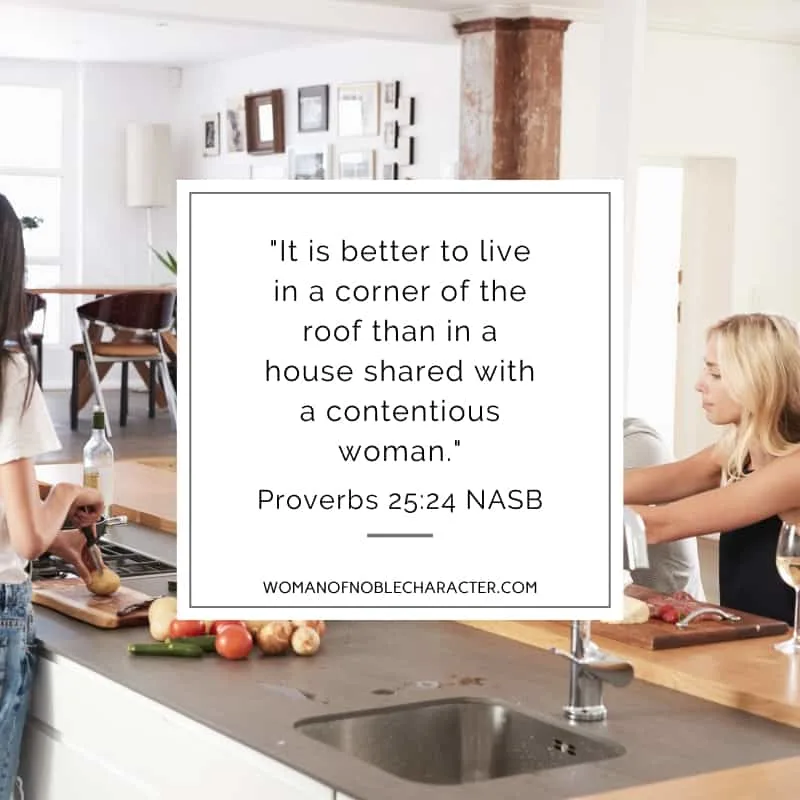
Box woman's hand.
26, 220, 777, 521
47, 529, 104, 583
66, 487, 104, 528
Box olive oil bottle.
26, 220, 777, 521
82, 406, 114, 516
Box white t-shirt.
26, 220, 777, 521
624, 417, 706, 600
0, 352, 62, 583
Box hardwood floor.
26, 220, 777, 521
39, 389, 176, 464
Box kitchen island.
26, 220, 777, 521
20, 523, 800, 799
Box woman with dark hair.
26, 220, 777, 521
0, 192, 105, 799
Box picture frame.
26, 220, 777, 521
289, 145, 333, 180
298, 85, 329, 133
382, 162, 399, 180
337, 82, 379, 137
383, 80, 400, 110
336, 148, 376, 180
397, 96, 416, 127
225, 98, 246, 153
397, 135, 415, 166
245, 89, 285, 155
202, 113, 220, 157
383, 120, 399, 149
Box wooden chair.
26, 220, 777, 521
24, 292, 46, 387
70, 291, 177, 437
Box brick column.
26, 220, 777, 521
455, 18, 570, 179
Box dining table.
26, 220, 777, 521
27, 284, 178, 412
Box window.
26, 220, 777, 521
0, 85, 64, 344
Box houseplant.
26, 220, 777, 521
151, 247, 177, 275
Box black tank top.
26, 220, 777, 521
719, 514, 795, 625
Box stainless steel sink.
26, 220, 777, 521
295, 697, 625, 785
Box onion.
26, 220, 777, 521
292, 620, 326, 637
256, 621, 292, 655
245, 620, 271, 634
291, 625, 321, 656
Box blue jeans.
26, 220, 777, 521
0, 582, 37, 800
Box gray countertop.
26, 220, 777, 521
31, 524, 800, 800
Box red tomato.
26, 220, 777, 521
659, 605, 679, 624
168, 619, 206, 639
209, 620, 245, 635
215, 625, 253, 660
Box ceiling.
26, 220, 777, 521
0, 0, 797, 65
0, 5, 339, 63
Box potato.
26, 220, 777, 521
86, 567, 121, 596
291, 625, 321, 656
256, 621, 292, 655
148, 596, 178, 641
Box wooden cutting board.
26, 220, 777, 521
32, 578, 153, 629
585, 585, 789, 650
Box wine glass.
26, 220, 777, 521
774, 521, 800, 654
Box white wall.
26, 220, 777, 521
174, 38, 460, 188
0, 59, 179, 388
561, 23, 800, 321
80, 63, 180, 287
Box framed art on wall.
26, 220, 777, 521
337, 82, 379, 137
383, 120, 399, 149
225, 97, 245, 152
383, 80, 400, 110
245, 89, 285, 154
397, 96, 416, 127
298, 85, 329, 132
337, 148, 376, 179
289, 145, 332, 179
202, 113, 220, 156
397, 135, 415, 166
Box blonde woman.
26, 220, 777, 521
625, 313, 800, 624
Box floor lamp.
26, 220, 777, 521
125, 123, 172, 284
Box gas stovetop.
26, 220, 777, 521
30, 540, 176, 581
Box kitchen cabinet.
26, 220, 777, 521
18, 653, 334, 799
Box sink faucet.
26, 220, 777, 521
552, 621, 634, 721
551, 507, 650, 722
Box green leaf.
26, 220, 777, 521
150, 247, 177, 274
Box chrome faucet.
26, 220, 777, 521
623, 506, 649, 571
552, 621, 634, 721
551, 507, 650, 722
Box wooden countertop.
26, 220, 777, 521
27, 284, 176, 296
36, 459, 176, 534
582, 756, 800, 798
460, 620, 800, 728
461, 620, 800, 796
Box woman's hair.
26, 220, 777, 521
710, 312, 800, 483
0, 192, 35, 413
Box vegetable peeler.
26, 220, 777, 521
76, 514, 128, 573
80, 523, 106, 573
